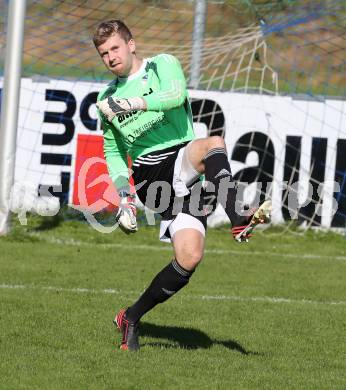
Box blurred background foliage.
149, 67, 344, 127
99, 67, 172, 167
0, 0, 345, 96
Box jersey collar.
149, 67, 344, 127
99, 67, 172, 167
118, 59, 148, 83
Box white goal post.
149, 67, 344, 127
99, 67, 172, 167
0, 0, 26, 234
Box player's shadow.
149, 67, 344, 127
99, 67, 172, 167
141, 322, 260, 355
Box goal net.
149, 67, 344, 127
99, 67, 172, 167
0, 0, 345, 230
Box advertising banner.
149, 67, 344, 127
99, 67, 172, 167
1, 78, 345, 227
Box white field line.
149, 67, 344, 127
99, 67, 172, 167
28, 233, 346, 262
0, 283, 345, 307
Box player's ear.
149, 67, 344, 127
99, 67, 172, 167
128, 39, 136, 54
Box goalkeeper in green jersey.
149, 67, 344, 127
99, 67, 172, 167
93, 20, 271, 351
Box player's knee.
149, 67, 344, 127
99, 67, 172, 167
176, 248, 204, 270
208, 135, 225, 150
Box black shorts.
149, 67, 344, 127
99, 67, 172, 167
132, 142, 208, 241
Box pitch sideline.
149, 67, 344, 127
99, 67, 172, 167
27, 232, 346, 262
0, 283, 345, 306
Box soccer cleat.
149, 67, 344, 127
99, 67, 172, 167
231, 200, 272, 243
113, 308, 140, 351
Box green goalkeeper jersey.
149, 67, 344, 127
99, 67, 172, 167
97, 54, 195, 191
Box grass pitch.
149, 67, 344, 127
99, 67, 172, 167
0, 215, 345, 389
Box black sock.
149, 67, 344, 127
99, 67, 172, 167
203, 147, 238, 226
125, 259, 194, 324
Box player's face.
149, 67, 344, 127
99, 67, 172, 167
97, 33, 135, 77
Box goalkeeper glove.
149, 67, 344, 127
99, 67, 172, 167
96, 96, 146, 122
115, 193, 138, 234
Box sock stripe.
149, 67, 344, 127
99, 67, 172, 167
171, 258, 193, 278
204, 148, 226, 157
203, 148, 227, 161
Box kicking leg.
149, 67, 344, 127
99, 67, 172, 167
186, 136, 238, 225
185, 136, 271, 241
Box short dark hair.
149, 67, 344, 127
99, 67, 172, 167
93, 20, 133, 47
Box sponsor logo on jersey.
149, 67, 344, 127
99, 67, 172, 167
143, 87, 153, 97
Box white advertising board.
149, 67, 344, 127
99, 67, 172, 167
1, 78, 345, 227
